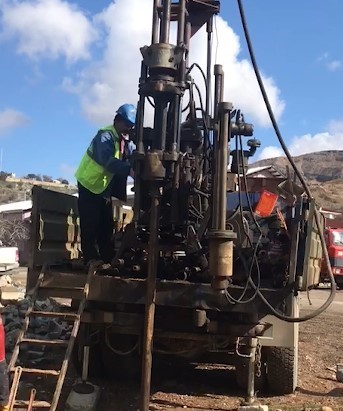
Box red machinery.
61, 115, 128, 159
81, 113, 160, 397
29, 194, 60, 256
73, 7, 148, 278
321, 226, 343, 288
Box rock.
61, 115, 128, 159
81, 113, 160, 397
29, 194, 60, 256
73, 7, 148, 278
0, 285, 25, 305
35, 298, 53, 311
321, 407, 333, 411
5, 320, 21, 333
18, 297, 31, 306
336, 363, 343, 382
26, 350, 47, 360
6, 329, 20, 351
0, 275, 13, 287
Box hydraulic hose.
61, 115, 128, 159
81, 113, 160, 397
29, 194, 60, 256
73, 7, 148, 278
237, 0, 336, 322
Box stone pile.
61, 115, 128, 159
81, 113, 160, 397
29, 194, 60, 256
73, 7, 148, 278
1, 289, 73, 364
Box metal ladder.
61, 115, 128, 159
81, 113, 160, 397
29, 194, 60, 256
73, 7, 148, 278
7, 265, 94, 410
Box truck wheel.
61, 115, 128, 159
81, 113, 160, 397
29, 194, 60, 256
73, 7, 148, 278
335, 277, 343, 290
266, 347, 297, 395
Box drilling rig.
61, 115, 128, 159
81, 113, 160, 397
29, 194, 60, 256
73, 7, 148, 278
18, 1, 335, 410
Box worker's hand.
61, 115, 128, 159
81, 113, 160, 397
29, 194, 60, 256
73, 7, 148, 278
129, 168, 135, 179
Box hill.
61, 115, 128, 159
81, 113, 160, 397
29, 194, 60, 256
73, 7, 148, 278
251, 150, 343, 211
252, 150, 343, 182
0, 179, 77, 204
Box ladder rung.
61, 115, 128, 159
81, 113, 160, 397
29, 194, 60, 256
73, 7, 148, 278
41, 286, 84, 291
20, 338, 68, 347
11, 367, 60, 376
29, 310, 79, 320
14, 400, 51, 408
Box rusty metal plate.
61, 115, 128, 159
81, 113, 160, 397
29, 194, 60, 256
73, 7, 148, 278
39, 271, 289, 316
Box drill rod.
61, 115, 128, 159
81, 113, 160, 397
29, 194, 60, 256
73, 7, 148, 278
140, 187, 160, 411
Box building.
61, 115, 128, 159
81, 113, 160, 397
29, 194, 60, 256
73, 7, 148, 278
0, 200, 32, 222
246, 165, 285, 179
0, 200, 32, 264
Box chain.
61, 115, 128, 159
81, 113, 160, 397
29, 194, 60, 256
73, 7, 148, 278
255, 342, 262, 378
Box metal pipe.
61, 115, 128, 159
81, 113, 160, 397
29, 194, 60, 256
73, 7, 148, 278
160, 0, 171, 43
201, 17, 214, 212
153, 99, 168, 150
134, 61, 147, 224
26, 388, 36, 411
177, 0, 186, 45
184, 21, 191, 69
140, 187, 160, 411
205, 17, 213, 128
81, 346, 90, 382
177, 1, 186, 83
170, 160, 180, 224
137, 63, 147, 153
213, 64, 224, 123
212, 64, 224, 228
246, 337, 258, 404
8, 366, 22, 411
151, 0, 160, 44
170, 94, 181, 152
217, 101, 231, 230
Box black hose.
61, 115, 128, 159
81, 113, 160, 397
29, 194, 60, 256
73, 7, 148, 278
237, 0, 336, 322
224, 135, 261, 304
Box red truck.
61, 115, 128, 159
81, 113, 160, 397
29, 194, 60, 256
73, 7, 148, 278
321, 225, 343, 289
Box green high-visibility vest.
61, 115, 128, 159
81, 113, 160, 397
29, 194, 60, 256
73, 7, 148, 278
75, 125, 120, 194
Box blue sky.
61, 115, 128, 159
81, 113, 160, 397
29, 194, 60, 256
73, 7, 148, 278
0, 0, 342, 183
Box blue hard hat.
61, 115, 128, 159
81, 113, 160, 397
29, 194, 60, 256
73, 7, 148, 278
116, 104, 137, 126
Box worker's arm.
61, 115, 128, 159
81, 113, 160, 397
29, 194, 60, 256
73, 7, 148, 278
91, 131, 130, 176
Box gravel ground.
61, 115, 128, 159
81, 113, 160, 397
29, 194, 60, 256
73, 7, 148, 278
6, 269, 343, 410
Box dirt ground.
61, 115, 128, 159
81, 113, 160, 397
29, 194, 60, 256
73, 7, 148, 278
63, 289, 343, 411
8, 269, 343, 410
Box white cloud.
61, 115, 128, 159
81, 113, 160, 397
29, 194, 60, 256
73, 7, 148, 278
316, 52, 341, 72
326, 60, 342, 72
0, 109, 29, 135
257, 119, 343, 160
258, 146, 284, 160
317, 52, 329, 62
0, 0, 97, 62
63, 0, 285, 127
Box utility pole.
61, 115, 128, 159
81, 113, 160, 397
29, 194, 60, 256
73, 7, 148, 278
0, 148, 3, 173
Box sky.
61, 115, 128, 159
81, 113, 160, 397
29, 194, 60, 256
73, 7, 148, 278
0, 0, 343, 183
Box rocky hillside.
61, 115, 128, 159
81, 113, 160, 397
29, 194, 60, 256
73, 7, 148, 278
251, 150, 343, 211
0, 180, 77, 204
252, 150, 343, 182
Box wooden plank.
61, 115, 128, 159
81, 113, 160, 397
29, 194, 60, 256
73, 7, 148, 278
14, 400, 51, 408
20, 338, 68, 347
11, 367, 60, 376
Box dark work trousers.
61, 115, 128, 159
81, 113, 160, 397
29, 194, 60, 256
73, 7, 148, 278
78, 183, 114, 265
0, 315, 8, 406
0, 360, 9, 406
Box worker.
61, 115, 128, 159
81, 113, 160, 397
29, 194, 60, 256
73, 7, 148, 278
75, 103, 137, 269
0, 314, 9, 411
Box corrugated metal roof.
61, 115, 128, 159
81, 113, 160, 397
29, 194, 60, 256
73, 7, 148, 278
246, 165, 271, 175
0, 200, 32, 213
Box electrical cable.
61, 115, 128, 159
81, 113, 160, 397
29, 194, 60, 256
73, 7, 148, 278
187, 63, 208, 100
224, 134, 261, 304
105, 327, 139, 356
193, 82, 213, 172
237, 0, 336, 322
